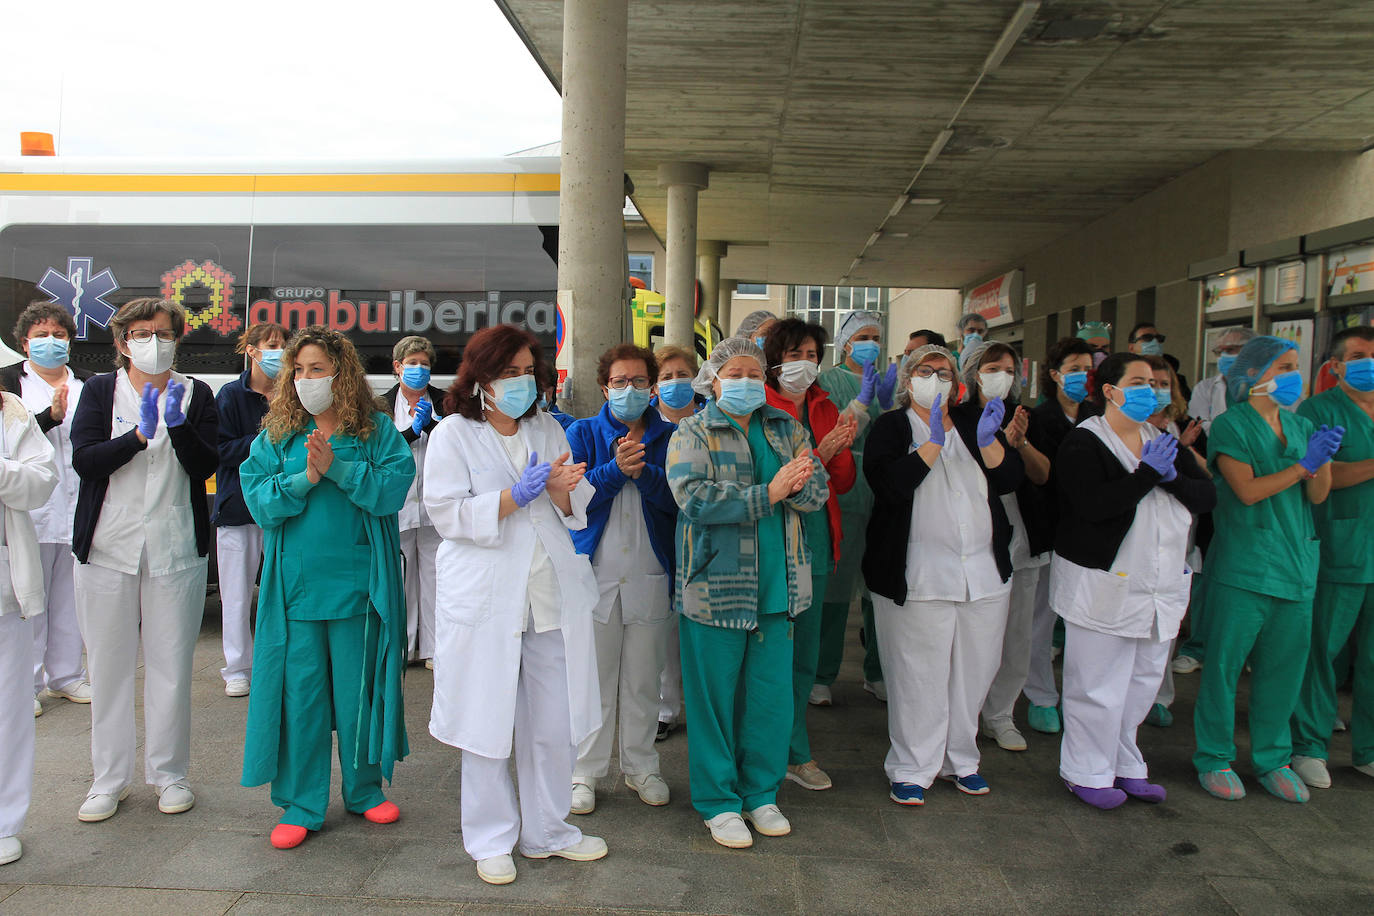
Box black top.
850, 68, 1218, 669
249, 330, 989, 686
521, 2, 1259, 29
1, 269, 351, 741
861, 405, 1024, 606
382, 382, 449, 444
212, 368, 271, 527
0, 363, 95, 433
71, 372, 220, 564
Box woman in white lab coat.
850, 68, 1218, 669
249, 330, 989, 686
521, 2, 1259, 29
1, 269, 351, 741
424, 323, 606, 887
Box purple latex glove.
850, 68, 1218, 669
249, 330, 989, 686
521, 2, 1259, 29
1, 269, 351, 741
927, 393, 946, 446
163, 379, 186, 428
511, 451, 552, 506
857, 361, 878, 406
876, 363, 898, 410
1139, 433, 1179, 481
976, 398, 1005, 448
411, 398, 433, 435
1299, 424, 1345, 474
138, 382, 160, 440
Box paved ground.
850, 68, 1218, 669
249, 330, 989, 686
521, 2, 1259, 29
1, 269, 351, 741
5, 600, 1374, 916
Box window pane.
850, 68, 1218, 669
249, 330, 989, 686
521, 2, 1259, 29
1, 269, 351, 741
627, 253, 653, 289
837, 287, 851, 309
736, 282, 767, 295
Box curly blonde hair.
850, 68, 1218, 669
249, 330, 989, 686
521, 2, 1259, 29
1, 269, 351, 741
263, 325, 382, 442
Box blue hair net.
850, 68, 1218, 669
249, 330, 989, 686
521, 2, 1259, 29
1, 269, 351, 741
1225, 335, 1297, 405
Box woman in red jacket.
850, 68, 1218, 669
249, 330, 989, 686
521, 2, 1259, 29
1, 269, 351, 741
763, 318, 857, 791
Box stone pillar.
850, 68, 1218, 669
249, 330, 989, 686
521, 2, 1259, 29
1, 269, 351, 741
658, 162, 710, 349
696, 240, 727, 323
558, 0, 628, 417
716, 278, 737, 333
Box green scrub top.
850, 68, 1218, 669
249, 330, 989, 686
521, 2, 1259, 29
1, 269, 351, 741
1298, 386, 1374, 584
1205, 402, 1320, 602
726, 411, 789, 616
798, 408, 833, 562
818, 364, 880, 516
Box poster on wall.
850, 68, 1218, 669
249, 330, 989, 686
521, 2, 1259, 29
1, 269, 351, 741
1327, 245, 1374, 297
1203, 268, 1258, 314
1270, 318, 1315, 399
1272, 261, 1306, 306
962, 270, 1021, 328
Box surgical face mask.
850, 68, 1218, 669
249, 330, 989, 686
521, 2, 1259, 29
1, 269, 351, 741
977, 370, 1013, 401
716, 377, 766, 415
963, 331, 984, 350
482, 374, 538, 419
401, 365, 431, 391
777, 359, 819, 394
1341, 357, 1374, 392
1137, 339, 1164, 356
1217, 353, 1238, 377
1110, 385, 1159, 423
27, 336, 69, 369
657, 378, 695, 410
1154, 387, 1172, 413
754, 336, 768, 350
1251, 370, 1302, 407
255, 348, 284, 379
538, 395, 550, 410
1092, 350, 1108, 368
1059, 370, 1089, 404
127, 335, 177, 375
849, 340, 880, 366
608, 385, 651, 423
295, 375, 336, 416
908, 373, 948, 410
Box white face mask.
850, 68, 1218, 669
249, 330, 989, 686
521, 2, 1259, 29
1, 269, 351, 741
127, 336, 177, 375
295, 375, 336, 415
777, 359, 819, 394
978, 370, 1014, 401
908, 373, 948, 409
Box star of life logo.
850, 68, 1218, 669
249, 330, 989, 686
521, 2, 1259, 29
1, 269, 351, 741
36, 257, 120, 340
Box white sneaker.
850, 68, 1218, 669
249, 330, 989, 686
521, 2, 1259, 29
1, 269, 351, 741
157, 783, 196, 814
1334, 716, 1348, 733
78, 786, 131, 823
1291, 755, 1332, 789
46, 681, 92, 703
224, 678, 250, 698
570, 780, 595, 815
1171, 655, 1202, 674
0, 836, 20, 866
744, 804, 791, 837
33, 697, 41, 718
863, 680, 888, 703
808, 684, 832, 706
786, 761, 833, 791
1355, 762, 1374, 779
521, 835, 607, 861
980, 722, 1028, 752
704, 812, 752, 848
476, 853, 516, 885
625, 773, 670, 806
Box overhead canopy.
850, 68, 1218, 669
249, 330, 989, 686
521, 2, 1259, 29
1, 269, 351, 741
497, 0, 1374, 289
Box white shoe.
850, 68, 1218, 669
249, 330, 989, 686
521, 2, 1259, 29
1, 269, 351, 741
224, 678, 250, 698
78, 786, 131, 823
863, 680, 888, 703
625, 773, 670, 806
744, 804, 791, 837
0, 836, 20, 866
570, 780, 595, 815
476, 854, 516, 885
521, 835, 607, 861
1171, 655, 1202, 675
1334, 716, 1348, 733
33, 697, 41, 718
1355, 762, 1374, 779
808, 684, 832, 707
980, 722, 1028, 752
46, 681, 92, 703
1291, 755, 1332, 789
157, 783, 195, 814
786, 761, 833, 791
424, 658, 434, 670
704, 812, 752, 849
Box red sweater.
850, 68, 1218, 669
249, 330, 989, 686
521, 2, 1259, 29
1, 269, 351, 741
766, 382, 856, 570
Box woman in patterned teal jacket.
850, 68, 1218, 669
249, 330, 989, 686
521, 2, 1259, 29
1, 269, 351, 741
666, 337, 828, 850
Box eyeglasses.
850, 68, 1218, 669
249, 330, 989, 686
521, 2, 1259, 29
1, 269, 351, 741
1133, 333, 1166, 343
913, 366, 955, 382
124, 329, 178, 342
607, 376, 652, 390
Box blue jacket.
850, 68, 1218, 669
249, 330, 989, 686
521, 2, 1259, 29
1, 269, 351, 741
566, 402, 678, 581
213, 369, 271, 527
549, 405, 577, 430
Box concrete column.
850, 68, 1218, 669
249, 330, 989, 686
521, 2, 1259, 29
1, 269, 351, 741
696, 240, 727, 323
716, 278, 736, 331
558, 0, 628, 417
658, 162, 710, 349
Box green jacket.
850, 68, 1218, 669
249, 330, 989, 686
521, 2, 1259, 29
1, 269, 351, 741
1299, 386, 1374, 584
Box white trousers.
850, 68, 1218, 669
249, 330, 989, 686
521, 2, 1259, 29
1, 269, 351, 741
658, 614, 682, 725
215, 525, 262, 683
873, 591, 1010, 787
980, 565, 1042, 729
1155, 638, 1176, 708
1023, 568, 1060, 706
400, 525, 440, 661
1059, 622, 1171, 788
32, 542, 86, 693
459, 627, 583, 861
74, 555, 207, 795
1, 613, 35, 837
575, 594, 667, 781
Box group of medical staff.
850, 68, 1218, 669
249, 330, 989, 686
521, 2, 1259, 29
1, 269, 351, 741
2, 294, 1372, 886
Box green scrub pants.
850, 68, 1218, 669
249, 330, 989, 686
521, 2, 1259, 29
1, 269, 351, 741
272, 612, 385, 829
680, 613, 793, 819
1192, 582, 1312, 777
1178, 572, 1210, 662
790, 571, 828, 766
1291, 581, 1374, 766
817, 511, 882, 686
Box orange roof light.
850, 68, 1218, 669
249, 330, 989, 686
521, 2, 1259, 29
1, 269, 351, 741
20, 132, 56, 156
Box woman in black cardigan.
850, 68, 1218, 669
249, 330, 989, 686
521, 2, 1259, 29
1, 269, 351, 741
862, 345, 1023, 807
1049, 354, 1214, 810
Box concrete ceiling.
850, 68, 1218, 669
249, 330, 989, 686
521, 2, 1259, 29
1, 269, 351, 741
497, 0, 1374, 289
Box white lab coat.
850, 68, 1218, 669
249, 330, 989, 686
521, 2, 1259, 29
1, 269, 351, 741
423, 410, 600, 759
0, 392, 58, 618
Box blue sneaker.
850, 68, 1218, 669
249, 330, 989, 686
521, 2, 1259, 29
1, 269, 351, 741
889, 782, 925, 806
1027, 704, 1061, 734
943, 773, 990, 796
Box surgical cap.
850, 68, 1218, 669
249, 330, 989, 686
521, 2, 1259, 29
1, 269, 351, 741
1076, 321, 1112, 341
895, 344, 959, 410
692, 336, 766, 398
958, 340, 1022, 404
733, 310, 777, 339
835, 310, 884, 354
1225, 335, 1297, 405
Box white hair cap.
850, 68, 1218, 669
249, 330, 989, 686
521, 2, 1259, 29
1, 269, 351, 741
834, 310, 883, 354
691, 336, 766, 397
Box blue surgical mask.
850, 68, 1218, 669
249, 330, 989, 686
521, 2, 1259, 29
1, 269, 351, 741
1252, 370, 1303, 407
256, 348, 283, 379
1113, 385, 1158, 423
716, 378, 766, 415
485, 375, 538, 418
1138, 339, 1164, 356
1342, 357, 1374, 393
1060, 370, 1089, 404
608, 386, 651, 423
27, 336, 69, 369
538, 395, 550, 410
754, 336, 768, 350
657, 378, 695, 410
401, 365, 431, 391
963, 331, 984, 350
850, 340, 880, 366
1154, 387, 1172, 413
1217, 353, 1237, 377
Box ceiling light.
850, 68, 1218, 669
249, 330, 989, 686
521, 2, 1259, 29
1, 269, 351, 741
866, 231, 883, 248
907, 196, 943, 206
922, 129, 954, 167
886, 195, 907, 219
981, 1, 1041, 76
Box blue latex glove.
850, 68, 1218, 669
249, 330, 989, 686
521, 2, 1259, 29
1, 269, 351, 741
858, 361, 878, 406
876, 363, 898, 410
411, 398, 433, 435
138, 383, 160, 440
1140, 433, 1179, 481
1299, 424, 1345, 474
511, 451, 552, 507
976, 398, 1006, 448
163, 379, 186, 428
928, 393, 946, 446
